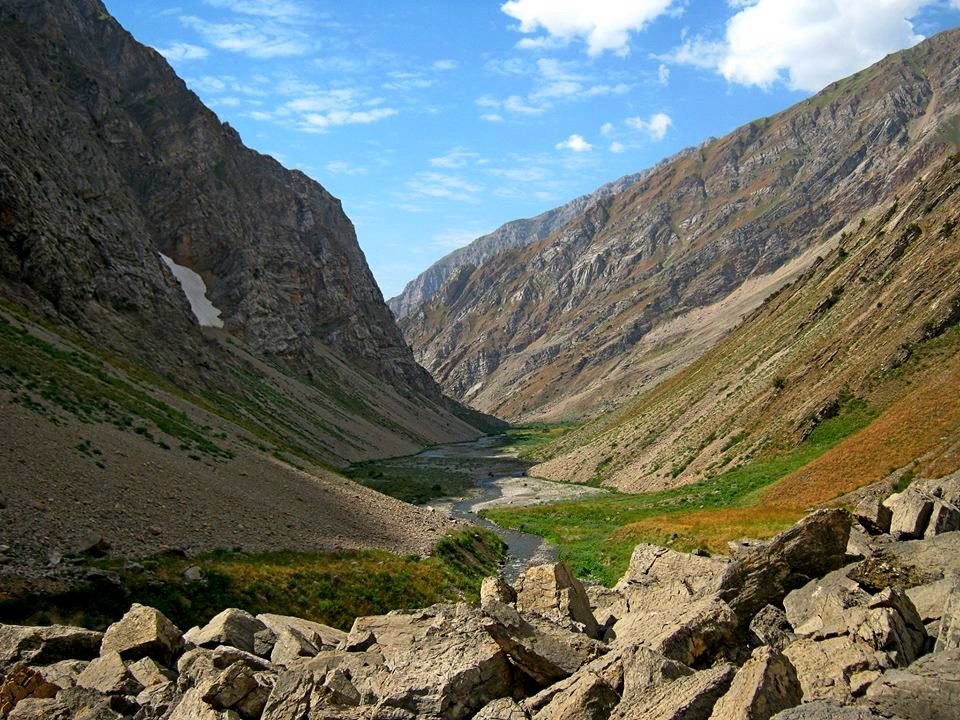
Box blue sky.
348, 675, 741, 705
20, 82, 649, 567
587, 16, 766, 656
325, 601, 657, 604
109, 0, 960, 299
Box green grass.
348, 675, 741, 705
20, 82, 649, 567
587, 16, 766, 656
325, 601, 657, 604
0, 529, 506, 632
497, 422, 578, 459
484, 399, 876, 585
345, 457, 476, 504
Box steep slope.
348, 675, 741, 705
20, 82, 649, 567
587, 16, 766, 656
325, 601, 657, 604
533, 150, 960, 500
401, 30, 960, 422
0, 0, 489, 470
388, 172, 647, 319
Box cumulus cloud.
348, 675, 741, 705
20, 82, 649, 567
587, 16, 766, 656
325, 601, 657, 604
502, 0, 676, 56
626, 112, 672, 140
556, 134, 593, 152
181, 15, 312, 58
609, 141, 625, 153
666, 0, 934, 92
481, 113, 505, 123
156, 41, 210, 61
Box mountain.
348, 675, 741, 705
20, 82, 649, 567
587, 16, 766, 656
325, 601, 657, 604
387, 172, 648, 319
0, 0, 497, 563
399, 30, 960, 423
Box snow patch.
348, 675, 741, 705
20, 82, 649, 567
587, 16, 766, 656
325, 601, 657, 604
159, 253, 225, 328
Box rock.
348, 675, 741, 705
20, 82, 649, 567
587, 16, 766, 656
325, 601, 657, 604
708, 647, 802, 720
201, 662, 259, 710
719, 510, 851, 625
531, 670, 620, 720
769, 701, 885, 719
854, 497, 892, 535
481, 576, 518, 609
185, 609, 268, 655
865, 649, 960, 719
862, 587, 927, 663
260, 651, 383, 719
76, 651, 143, 696
127, 656, 176, 688
516, 563, 600, 638
0, 625, 103, 674
169, 687, 241, 720
619, 645, 694, 703
483, 601, 607, 685
747, 606, 795, 652
253, 628, 277, 658
184, 566, 206, 582
885, 491, 934, 540
0, 664, 60, 718
136, 681, 180, 717
783, 566, 872, 640
610, 595, 738, 667
783, 636, 887, 703
906, 577, 953, 623
608, 663, 735, 720
256, 614, 345, 652
28, 660, 87, 690
935, 574, 960, 652
618, 545, 731, 596
76, 534, 111, 558
844, 527, 878, 562
926, 498, 960, 537
100, 603, 183, 666
586, 586, 627, 631
269, 627, 319, 667
475, 698, 530, 720
6, 697, 71, 720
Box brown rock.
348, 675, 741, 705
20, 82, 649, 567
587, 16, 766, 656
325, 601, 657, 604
769, 702, 885, 719
854, 497, 892, 536
609, 663, 735, 720
747, 606, 795, 652
865, 648, 960, 719
0, 625, 103, 674
532, 671, 620, 720
256, 614, 345, 652
0, 664, 60, 718
185, 609, 268, 655
76, 651, 144, 696
708, 647, 802, 720
482, 576, 519, 609
475, 698, 531, 720
516, 563, 600, 638
885, 491, 934, 540
127, 656, 176, 688
935, 574, 960, 652
100, 603, 183, 666
27, 660, 87, 690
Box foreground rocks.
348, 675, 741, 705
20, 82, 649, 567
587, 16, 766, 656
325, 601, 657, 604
0, 507, 958, 719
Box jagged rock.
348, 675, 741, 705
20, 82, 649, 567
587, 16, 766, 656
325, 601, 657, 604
861, 587, 927, 663
201, 662, 267, 714
253, 629, 278, 659
783, 636, 888, 703
854, 497, 892, 535
6, 697, 70, 720
926, 498, 960, 537
76, 651, 144, 696
617, 545, 730, 597
6, 685, 124, 720
864, 648, 960, 719
127, 656, 176, 689
169, 687, 241, 720
0, 625, 103, 673
475, 698, 530, 720
905, 577, 953, 623
608, 663, 735, 720
747, 606, 795, 651
483, 601, 607, 685
269, 627, 320, 667
784, 566, 872, 639
610, 595, 738, 667
0, 664, 60, 718
719, 510, 851, 625
136, 681, 180, 718
100, 603, 183, 666
76, 534, 111, 558
481, 576, 519, 610
586, 586, 627, 631
256, 614, 346, 652
186, 610, 268, 655
769, 702, 884, 719
531, 670, 620, 720
260, 651, 384, 719
516, 563, 600, 638
619, 645, 694, 703
29, 660, 87, 690
885, 491, 934, 540
844, 527, 879, 562
708, 647, 802, 720
935, 574, 960, 652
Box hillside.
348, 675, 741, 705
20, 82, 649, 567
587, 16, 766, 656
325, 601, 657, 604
400, 29, 960, 422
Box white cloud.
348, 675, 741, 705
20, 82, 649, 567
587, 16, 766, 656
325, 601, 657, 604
626, 112, 672, 140
657, 62, 670, 86
324, 161, 368, 175
502, 0, 676, 56
609, 141, 625, 153
202, 0, 309, 21
556, 134, 593, 152
286, 89, 360, 113
481, 113, 505, 123
217, 97, 242, 107
181, 16, 311, 58
600, 122, 615, 137
432, 230, 482, 249
302, 108, 398, 131
407, 173, 483, 202
430, 148, 483, 169
382, 71, 434, 92
433, 59, 458, 71
665, 0, 934, 92
505, 95, 546, 114
156, 41, 210, 61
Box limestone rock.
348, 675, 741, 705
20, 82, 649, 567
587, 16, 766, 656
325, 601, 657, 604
0, 664, 60, 718
854, 497, 892, 536
256, 614, 346, 652
935, 574, 960, 652
136, 681, 181, 718
100, 603, 183, 666
865, 648, 960, 719
186, 609, 268, 655
617, 545, 730, 597
0, 625, 103, 673
885, 491, 934, 540
769, 702, 884, 719
926, 498, 960, 537
783, 636, 888, 703
6, 697, 71, 720
608, 663, 735, 720
747, 606, 795, 652
783, 566, 872, 640
269, 628, 320, 667
28, 660, 87, 690
708, 647, 802, 720
516, 563, 600, 638
531, 671, 620, 720
169, 687, 242, 720
126, 656, 176, 689
481, 576, 519, 610
618, 645, 694, 703
475, 698, 530, 720
905, 577, 953, 623
76, 652, 143, 696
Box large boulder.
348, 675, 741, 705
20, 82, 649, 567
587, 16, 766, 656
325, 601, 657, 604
747, 606, 795, 652
708, 647, 802, 720
256, 614, 345, 652
885, 490, 934, 540
516, 563, 600, 638
0, 625, 103, 673
76, 651, 143, 696
481, 576, 518, 610
531, 670, 620, 720
784, 636, 888, 704
475, 698, 530, 720
100, 603, 183, 666
27, 660, 87, 691
616, 545, 730, 598
927, 498, 960, 537
854, 497, 892, 536
608, 663, 735, 720
864, 648, 960, 720
185, 609, 268, 655
177, 646, 275, 720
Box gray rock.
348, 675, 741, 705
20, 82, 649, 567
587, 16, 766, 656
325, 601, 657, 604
76, 534, 111, 558
269, 627, 320, 667
619, 645, 694, 703
0, 664, 60, 719
935, 574, 960, 652
185, 609, 268, 655
770, 702, 884, 719
260, 651, 384, 719
885, 491, 934, 540
184, 566, 206, 583
708, 647, 802, 720
783, 565, 871, 640
748, 606, 795, 652
616, 545, 730, 598
783, 636, 888, 704
609, 663, 735, 720
906, 577, 953, 623
135, 681, 180, 718
475, 698, 530, 720
76, 651, 144, 696
516, 563, 600, 638
28, 660, 87, 690
531, 670, 620, 720
253, 628, 277, 659
865, 649, 960, 719
169, 687, 241, 720
481, 576, 519, 610
926, 498, 960, 537
0, 625, 103, 674
100, 603, 183, 666
854, 497, 892, 535
256, 614, 346, 652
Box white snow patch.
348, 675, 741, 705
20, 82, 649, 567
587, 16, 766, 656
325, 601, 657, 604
159, 253, 225, 328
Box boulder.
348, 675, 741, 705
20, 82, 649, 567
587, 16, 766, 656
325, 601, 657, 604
481, 576, 519, 610
926, 498, 960, 537
169, 687, 241, 720
531, 671, 620, 720
269, 628, 320, 667
865, 649, 960, 719
28, 660, 87, 690
935, 574, 960, 652
747, 606, 795, 652
483, 601, 607, 686
616, 545, 730, 598
100, 603, 183, 666
10, 685, 125, 720
127, 656, 177, 688
253, 628, 278, 658
769, 702, 885, 719
0, 625, 103, 673
6, 697, 72, 720
475, 698, 530, 720
516, 563, 600, 638
618, 645, 693, 703
708, 647, 802, 720
783, 565, 871, 640
201, 661, 272, 716
783, 636, 888, 703
885, 491, 934, 540
608, 663, 735, 720
905, 577, 953, 623
0, 664, 60, 718
719, 510, 851, 624
185, 609, 268, 655
76, 652, 143, 696
256, 614, 345, 652
854, 497, 892, 535
136, 681, 180, 718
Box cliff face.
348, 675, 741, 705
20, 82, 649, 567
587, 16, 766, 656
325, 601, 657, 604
400, 30, 960, 422
0, 0, 486, 464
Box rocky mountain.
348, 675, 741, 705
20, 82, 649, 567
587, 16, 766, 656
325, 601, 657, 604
400, 29, 960, 422
387, 171, 650, 319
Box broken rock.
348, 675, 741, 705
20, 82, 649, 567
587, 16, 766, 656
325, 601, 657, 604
515, 563, 600, 638
185, 609, 268, 655
100, 603, 183, 666
708, 647, 802, 720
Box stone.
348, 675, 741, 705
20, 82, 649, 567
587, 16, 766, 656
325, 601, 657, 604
169, 688, 241, 720
136, 681, 180, 718
617, 544, 731, 597
783, 637, 888, 703
253, 628, 277, 658
481, 576, 519, 609
926, 498, 960, 537
0, 625, 103, 674
708, 647, 802, 720
844, 527, 878, 562
184, 566, 206, 582
100, 603, 183, 666
608, 663, 735, 720
0, 664, 60, 718
483, 601, 607, 685
769, 702, 885, 719
531, 671, 620, 720
906, 577, 953, 623
935, 574, 960, 652
6, 697, 72, 720
886, 490, 934, 540
783, 566, 872, 640
618, 645, 693, 703
862, 587, 927, 663
260, 651, 383, 720
269, 627, 320, 667
256, 614, 346, 651
76, 534, 111, 558
76, 651, 144, 696
586, 586, 627, 631
475, 698, 530, 720
854, 497, 892, 535
29, 660, 87, 690
747, 606, 795, 652
865, 649, 960, 719
201, 662, 259, 710
127, 656, 176, 688
719, 510, 851, 626
516, 563, 600, 638
185, 609, 268, 655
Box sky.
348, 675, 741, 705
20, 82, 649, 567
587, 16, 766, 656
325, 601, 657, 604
108, 0, 960, 299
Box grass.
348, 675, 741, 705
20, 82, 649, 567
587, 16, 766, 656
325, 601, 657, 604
484, 399, 876, 585
0, 528, 506, 632
497, 422, 578, 459
345, 457, 475, 504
